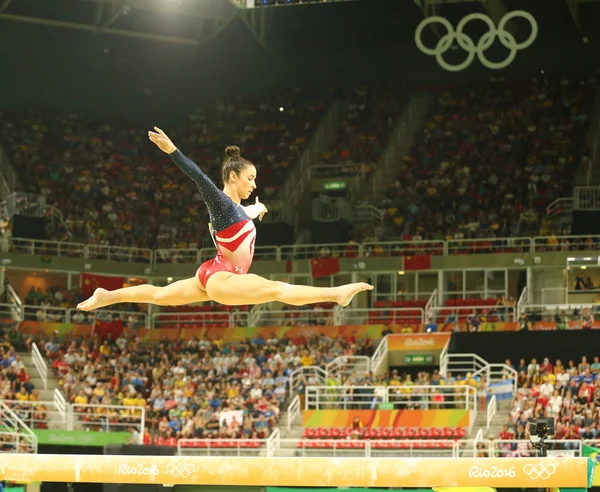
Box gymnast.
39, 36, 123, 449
77, 127, 372, 311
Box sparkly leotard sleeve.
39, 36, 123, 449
169, 149, 256, 287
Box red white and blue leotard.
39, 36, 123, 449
170, 149, 256, 288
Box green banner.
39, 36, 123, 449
34, 429, 131, 447
405, 353, 433, 365
583, 445, 599, 486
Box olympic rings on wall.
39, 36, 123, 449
415, 10, 538, 72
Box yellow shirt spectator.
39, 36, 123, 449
301, 354, 314, 366
74, 395, 88, 405
16, 390, 29, 401
99, 344, 111, 356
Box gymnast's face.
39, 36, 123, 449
231, 164, 257, 199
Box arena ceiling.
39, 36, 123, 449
0, 0, 600, 48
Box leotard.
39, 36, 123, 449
170, 149, 256, 288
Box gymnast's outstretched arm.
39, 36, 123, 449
148, 127, 231, 213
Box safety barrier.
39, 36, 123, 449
304, 385, 477, 412
0, 400, 37, 453
486, 395, 497, 432
0, 454, 591, 487
69, 404, 145, 438
5, 234, 600, 266
1, 399, 68, 429
31, 341, 48, 390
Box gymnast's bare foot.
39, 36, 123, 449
77, 288, 116, 311
335, 283, 373, 307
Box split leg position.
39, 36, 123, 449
77, 273, 371, 311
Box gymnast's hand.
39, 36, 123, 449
148, 127, 177, 154
255, 196, 268, 221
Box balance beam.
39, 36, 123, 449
0, 455, 592, 487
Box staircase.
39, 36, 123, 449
575, 86, 600, 186
349, 93, 433, 207
279, 99, 348, 212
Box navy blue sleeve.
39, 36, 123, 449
169, 149, 248, 232
169, 149, 225, 203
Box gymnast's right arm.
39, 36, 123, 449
148, 126, 222, 202
168, 148, 222, 200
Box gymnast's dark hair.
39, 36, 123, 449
222, 145, 253, 184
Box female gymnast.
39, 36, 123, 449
77, 127, 372, 311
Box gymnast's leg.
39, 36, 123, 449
77, 277, 210, 311
205, 272, 372, 307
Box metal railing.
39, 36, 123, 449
371, 335, 389, 375
249, 308, 336, 327
69, 404, 145, 436
151, 311, 234, 329
177, 438, 269, 456
0, 400, 37, 453
1, 399, 68, 429
286, 395, 301, 432
339, 307, 425, 326
305, 385, 477, 412
277, 438, 462, 458
326, 355, 371, 381
6, 234, 600, 266
486, 395, 497, 432
485, 439, 582, 457
428, 305, 516, 323
31, 341, 48, 390
288, 365, 326, 398
440, 353, 518, 396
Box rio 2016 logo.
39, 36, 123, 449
469, 466, 516, 479
118, 464, 160, 476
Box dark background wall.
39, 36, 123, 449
450, 331, 599, 364
1, 0, 600, 122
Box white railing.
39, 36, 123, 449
446, 237, 532, 255
305, 385, 477, 412
371, 335, 389, 375
339, 307, 425, 326
0, 400, 37, 453
472, 428, 485, 458
521, 303, 597, 328
441, 353, 517, 396
2, 399, 68, 429
6, 234, 600, 266
250, 308, 336, 327
53, 389, 68, 421
288, 365, 326, 398
286, 395, 301, 432
69, 404, 145, 435
177, 438, 269, 456
86, 244, 153, 264
533, 235, 600, 252
428, 305, 516, 323
486, 395, 497, 432
0, 302, 21, 321
151, 311, 233, 329
66, 308, 148, 327
488, 439, 582, 457
326, 355, 371, 380
439, 337, 449, 377
516, 286, 527, 315
547, 197, 574, 216
31, 341, 48, 390
362, 240, 445, 257
23, 305, 68, 323
266, 428, 280, 457
278, 438, 461, 458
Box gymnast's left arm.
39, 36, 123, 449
243, 196, 269, 221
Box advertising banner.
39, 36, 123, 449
34, 429, 131, 447
301, 409, 471, 429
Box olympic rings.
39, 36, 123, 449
414, 10, 538, 72
165, 463, 195, 478
523, 463, 557, 480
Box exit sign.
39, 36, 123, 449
404, 354, 433, 365
324, 181, 346, 190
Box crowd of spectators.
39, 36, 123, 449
496, 355, 600, 456
381, 77, 596, 239
0, 88, 329, 248
317, 85, 408, 176
35, 331, 375, 442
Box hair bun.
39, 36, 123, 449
225, 145, 240, 159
